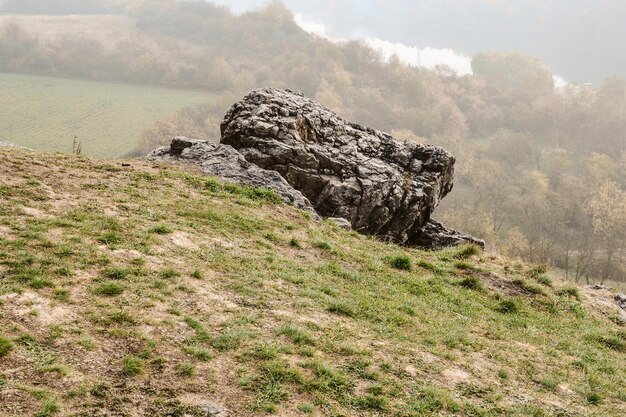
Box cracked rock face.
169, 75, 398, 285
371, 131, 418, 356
147, 137, 314, 211
221, 88, 483, 248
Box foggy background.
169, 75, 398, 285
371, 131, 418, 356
209, 0, 626, 85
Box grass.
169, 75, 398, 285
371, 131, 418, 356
387, 254, 412, 271
176, 362, 195, 377
0, 336, 14, 358
92, 281, 124, 296
0, 72, 214, 157
122, 356, 145, 376
150, 225, 173, 235
513, 278, 546, 295
0, 147, 624, 416
495, 299, 519, 314
457, 275, 483, 291
327, 301, 357, 318
452, 244, 482, 259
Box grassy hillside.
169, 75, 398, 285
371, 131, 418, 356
0, 147, 624, 417
0, 73, 214, 157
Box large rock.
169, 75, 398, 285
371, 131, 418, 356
221, 88, 483, 248
147, 137, 313, 211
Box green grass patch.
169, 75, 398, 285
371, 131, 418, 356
452, 244, 482, 259
495, 299, 518, 314
122, 356, 144, 376
327, 301, 357, 318
177, 362, 195, 377
278, 324, 314, 346
513, 278, 546, 295
0, 336, 14, 358
457, 276, 483, 291
92, 281, 124, 297
387, 254, 412, 271
150, 225, 173, 235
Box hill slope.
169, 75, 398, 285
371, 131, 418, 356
0, 147, 624, 417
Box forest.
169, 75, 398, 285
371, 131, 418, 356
1, 0, 624, 286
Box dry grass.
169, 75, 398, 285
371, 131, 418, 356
0, 147, 624, 416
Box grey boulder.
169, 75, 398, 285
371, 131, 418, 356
148, 137, 314, 211
221, 88, 483, 248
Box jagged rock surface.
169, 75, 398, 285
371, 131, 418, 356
148, 137, 313, 210
414, 219, 486, 250
221, 88, 483, 248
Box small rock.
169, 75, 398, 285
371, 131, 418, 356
328, 217, 352, 230
588, 284, 611, 291
557, 383, 575, 396
201, 404, 227, 417
147, 137, 314, 211
615, 293, 626, 310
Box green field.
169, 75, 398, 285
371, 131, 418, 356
0, 72, 215, 157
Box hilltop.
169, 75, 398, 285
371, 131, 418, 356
0, 146, 624, 416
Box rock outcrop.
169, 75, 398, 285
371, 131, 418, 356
148, 137, 313, 211
414, 219, 486, 250
149, 89, 483, 249
221, 88, 483, 248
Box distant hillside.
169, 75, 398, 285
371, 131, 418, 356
0, 146, 624, 416
0, 72, 214, 157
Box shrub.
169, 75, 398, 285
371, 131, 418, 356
388, 254, 412, 271
289, 238, 302, 249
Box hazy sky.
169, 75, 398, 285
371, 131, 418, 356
207, 0, 626, 85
